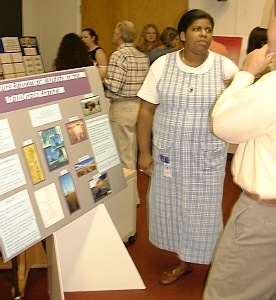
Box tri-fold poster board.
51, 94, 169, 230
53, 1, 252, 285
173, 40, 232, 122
0, 66, 127, 262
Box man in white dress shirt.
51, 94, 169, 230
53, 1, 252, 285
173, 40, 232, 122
204, 2, 276, 300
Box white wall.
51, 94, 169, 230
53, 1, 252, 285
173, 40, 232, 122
188, 0, 274, 66
22, 0, 82, 72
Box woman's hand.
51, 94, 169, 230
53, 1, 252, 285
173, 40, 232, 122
137, 100, 157, 177
138, 152, 153, 177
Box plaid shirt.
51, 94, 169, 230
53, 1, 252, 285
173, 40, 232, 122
105, 43, 149, 100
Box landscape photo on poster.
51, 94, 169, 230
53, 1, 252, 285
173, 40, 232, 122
89, 172, 112, 202
74, 156, 96, 178
22, 143, 45, 184
38, 126, 69, 171
59, 172, 80, 214
66, 119, 88, 145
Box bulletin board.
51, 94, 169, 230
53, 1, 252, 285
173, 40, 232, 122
0, 36, 44, 79
213, 36, 243, 66
0, 66, 126, 262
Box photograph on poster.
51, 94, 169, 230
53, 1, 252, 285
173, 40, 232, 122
74, 156, 96, 177
89, 172, 112, 202
59, 172, 80, 214
38, 126, 69, 171
66, 119, 88, 145
80, 93, 102, 116
22, 143, 45, 184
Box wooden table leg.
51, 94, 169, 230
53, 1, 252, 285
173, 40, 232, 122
12, 256, 22, 300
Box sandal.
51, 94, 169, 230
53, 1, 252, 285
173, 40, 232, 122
159, 263, 192, 285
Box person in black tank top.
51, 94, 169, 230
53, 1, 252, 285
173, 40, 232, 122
89, 46, 101, 65
81, 28, 108, 79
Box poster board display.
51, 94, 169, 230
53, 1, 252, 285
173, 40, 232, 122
213, 36, 243, 66
0, 36, 44, 79
0, 66, 126, 262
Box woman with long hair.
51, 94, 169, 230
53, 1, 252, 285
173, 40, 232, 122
53, 33, 92, 71
246, 26, 267, 54
149, 26, 180, 64
136, 24, 161, 55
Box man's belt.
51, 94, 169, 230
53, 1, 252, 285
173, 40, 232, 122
244, 191, 276, 206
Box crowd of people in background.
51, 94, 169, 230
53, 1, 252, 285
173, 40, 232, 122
103, 20, 149, 204
52, 21, 181, 206
149, 26, 180, 64
50, 5, 276, 298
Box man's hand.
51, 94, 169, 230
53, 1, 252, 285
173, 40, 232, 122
241, 44, 276, 76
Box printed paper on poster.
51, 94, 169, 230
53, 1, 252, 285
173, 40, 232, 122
0, 118, 16, 154
34, 183, 65, 228
0, 189, 41, 261
0, 154, 26, 196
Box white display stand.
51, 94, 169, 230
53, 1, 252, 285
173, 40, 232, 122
46, 235, 64, 300
105, 168, 137, 242
47, 203, 145, 299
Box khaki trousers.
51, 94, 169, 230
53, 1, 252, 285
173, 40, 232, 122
204, 192, 276, 300
109, 98, 141, 203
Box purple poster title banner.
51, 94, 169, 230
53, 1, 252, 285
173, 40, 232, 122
0, 68, 92, 114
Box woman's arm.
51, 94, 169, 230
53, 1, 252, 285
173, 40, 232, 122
96, 49, 108, 79
96, 48, 108, 66
137, 100, 157, 177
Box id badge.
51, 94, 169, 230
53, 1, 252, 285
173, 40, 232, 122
164, 162, 172, 178
160, 154, 169, 163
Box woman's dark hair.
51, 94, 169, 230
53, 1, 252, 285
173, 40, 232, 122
53, 33, 92, 71
82, 28, 99, 44
178, 9, 214, 34
246, 27, 267, 54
